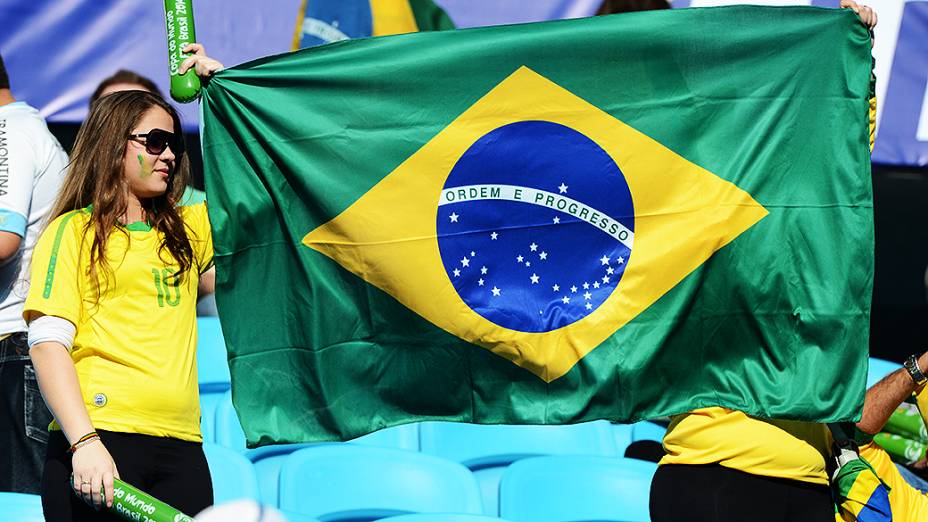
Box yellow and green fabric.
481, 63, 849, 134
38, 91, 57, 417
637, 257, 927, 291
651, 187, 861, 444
292, 0, 453, 50
201, 6, 875, 445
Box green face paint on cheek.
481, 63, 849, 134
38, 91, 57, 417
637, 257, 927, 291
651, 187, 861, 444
137, 153, 153, 179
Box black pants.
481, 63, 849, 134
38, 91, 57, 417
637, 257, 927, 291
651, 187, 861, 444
0, 332, 53, 494
43, 430, 213, 521
650, 463, 835, 522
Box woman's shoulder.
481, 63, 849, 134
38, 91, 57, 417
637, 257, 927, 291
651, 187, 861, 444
42, 207, 92, 237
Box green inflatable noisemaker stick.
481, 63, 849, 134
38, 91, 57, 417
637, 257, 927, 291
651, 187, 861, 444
164, 0, 200, 102
108, 478, 194, 522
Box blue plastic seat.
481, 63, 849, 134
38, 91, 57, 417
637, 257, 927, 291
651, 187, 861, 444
631, 420, 667, 442
197, 317, 231, 393
278, 445, 483, 520
381, 514, 514, 522
499, 455, 656, 522
868, 357, 899, 389
419, 421, 618, 514
0, 492, 43, 522
199, 389, 226, 443
203, 443, 261, 505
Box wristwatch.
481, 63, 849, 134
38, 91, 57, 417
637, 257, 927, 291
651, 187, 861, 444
904, 354, 927, 387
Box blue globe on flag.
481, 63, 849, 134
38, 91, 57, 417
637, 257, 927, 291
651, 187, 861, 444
437, 120, 635, 333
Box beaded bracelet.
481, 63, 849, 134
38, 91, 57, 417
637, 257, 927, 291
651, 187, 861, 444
68, 431, 100, 454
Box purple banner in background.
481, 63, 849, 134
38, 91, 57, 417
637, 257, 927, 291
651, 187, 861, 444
0, 0, 598, 128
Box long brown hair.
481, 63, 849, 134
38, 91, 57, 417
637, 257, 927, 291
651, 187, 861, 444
48, 90, 195, 292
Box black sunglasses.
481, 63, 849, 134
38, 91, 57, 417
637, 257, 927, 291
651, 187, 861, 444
128, 128, 185, 157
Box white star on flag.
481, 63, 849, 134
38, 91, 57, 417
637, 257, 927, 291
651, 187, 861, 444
539, 252, 548, 260
585, 303, 593, 310
600, 255, 610, 265
583, 282, 590, 289
461, 257, 470, 267
570, 286, 578, 293
606, 267, 614, 275
530, 243, 538, 252
561, 296, 571, 304
481, 266, 488, 274
553, 216, 560, 224
602, 275, 610, 284
552, 284, 560, 292
558, 183, 568, 194
470, 251, 476, 257
449, 212, 459, 223
517, 255, 524, 263
491, 232, 498, 240
478, 278, 485, 286
617, 256, 625, 264
584, 291, 592, 300
453, 268, 460, 277
530, 273, 540, 284
491, 286, 501, 296
525, 261, 531, 267
593, 281, 600, 289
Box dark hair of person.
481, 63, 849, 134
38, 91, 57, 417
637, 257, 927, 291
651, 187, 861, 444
0, 54, 9, 90
597, 0, 670, 15
90, 69, 163, 105
48, 91, 194, 294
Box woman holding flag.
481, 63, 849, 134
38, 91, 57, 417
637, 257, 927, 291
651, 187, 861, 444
24, 47, 221, 521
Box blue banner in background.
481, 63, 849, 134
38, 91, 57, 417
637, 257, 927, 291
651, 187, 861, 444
0, 0, 924, 166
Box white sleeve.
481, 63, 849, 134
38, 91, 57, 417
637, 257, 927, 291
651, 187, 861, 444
27, 314, 76, 351
0, 115, 37, 237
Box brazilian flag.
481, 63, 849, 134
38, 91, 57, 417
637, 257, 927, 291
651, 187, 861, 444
292, 0, 454, 50
201, 6, 875, 445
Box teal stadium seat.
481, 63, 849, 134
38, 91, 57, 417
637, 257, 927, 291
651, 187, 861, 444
197, 317, 231, 393
278, 445, 483, 520
197, 316, 231, 444
213, 390, 421, 506
419, 421, 619, 515
381, 514, 515, 521
0, 492, 43, 522
631, 420, 667, 442
203, 443, 261, 505
499, 456, 656, 522
199, 389, 225, 444
868, 357, 899, 389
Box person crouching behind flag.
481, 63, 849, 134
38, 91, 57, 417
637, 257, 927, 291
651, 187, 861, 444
24, 86, 219, 520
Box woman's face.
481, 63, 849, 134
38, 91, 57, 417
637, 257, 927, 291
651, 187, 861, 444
123, 106, 177, 200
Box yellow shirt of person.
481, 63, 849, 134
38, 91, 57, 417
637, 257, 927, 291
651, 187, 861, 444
661, 407, 833, 485
24, 202, 213, 442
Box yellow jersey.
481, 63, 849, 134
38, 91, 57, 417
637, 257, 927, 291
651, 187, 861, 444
660, 407, 833, 485
24, 203, 213, 442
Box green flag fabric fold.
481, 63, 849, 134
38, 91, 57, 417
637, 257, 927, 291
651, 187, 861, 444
201, 5, 874, 446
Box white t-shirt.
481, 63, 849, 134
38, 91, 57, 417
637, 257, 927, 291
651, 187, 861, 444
0, 101, 67, 334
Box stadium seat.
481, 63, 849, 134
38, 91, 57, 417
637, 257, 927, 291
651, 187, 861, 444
278, 445, 483, 520
247, 443, 318, 506
203, 443, 261, 505
197, 316, 231, 393
631, 420, 667, 442
0, 492, 43, 522
380, 514, 514, 521
499, 455, 656, 522
199, 389, 225, 443
868, 357, 899, 389
419, 420, 618, 514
